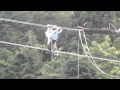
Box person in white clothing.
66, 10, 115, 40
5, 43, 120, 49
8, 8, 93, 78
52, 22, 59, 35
45, 24, 53, 45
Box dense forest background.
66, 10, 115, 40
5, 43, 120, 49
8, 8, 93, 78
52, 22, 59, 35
0, 11, 120, 79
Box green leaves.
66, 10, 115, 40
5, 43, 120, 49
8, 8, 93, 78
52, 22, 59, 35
89, 35, 120, 78
0, 11, 120, 79
0, 60, 13, 68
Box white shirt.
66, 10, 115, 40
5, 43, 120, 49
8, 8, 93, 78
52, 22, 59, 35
45, 28, 53, 38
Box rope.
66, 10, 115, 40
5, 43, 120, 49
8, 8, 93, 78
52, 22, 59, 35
0, 18, 83, 31
81, 30, 120, 78
79, 30, 100, 73
82, 24, 120, 62
0, 18, 118, 34
0, 40, 120, 63
0, 18, 47, 27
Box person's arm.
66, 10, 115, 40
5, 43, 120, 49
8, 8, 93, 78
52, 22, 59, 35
45, 27, 50, 34
45, 24, 51, 37
58, 27, 63, 34
56, 26, 60, 31
46, 24, 50, 31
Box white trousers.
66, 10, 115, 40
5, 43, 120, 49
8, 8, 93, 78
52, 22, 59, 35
45, 31, 51, 45
47, 37, 51, 45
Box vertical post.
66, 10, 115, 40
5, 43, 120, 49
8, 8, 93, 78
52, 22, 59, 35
77, 30, 80, 79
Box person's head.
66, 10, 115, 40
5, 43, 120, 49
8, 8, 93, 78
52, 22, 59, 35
52, 25, 57, 30
47, 24, 51, 28
57, 27, 61, 31
47, 24, 54, 29
58, 27, 63, 31
50, 25, 54, 29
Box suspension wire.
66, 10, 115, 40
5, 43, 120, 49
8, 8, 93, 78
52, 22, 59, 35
79, 30, 100, 73
0, 18, 47, 27
0, 18, 83, 31
0, 18, 118, 34
81, 30, 120, 78
0, 40, 120, 63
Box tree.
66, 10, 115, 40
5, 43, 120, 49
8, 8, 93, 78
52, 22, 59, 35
89, 35, 120, 78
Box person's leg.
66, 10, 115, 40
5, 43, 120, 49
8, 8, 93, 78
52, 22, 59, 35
48, 42, 51, 50
52, 40, 57, 51
52, 40, 55, 50
48, 39, 54, 51
47, 37, 50, 45
54, 41, 57, 50
48, 39, 52, 51
52, 40, 54, 50
53, 40, 59, 57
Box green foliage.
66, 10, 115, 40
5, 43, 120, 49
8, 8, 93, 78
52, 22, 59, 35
113, 37, 120, 50
0, 11, 120, 79
90, 35, 119, 58
72, 11, 120, 28
89, 35, 120, 78
64, 56, 97, 79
